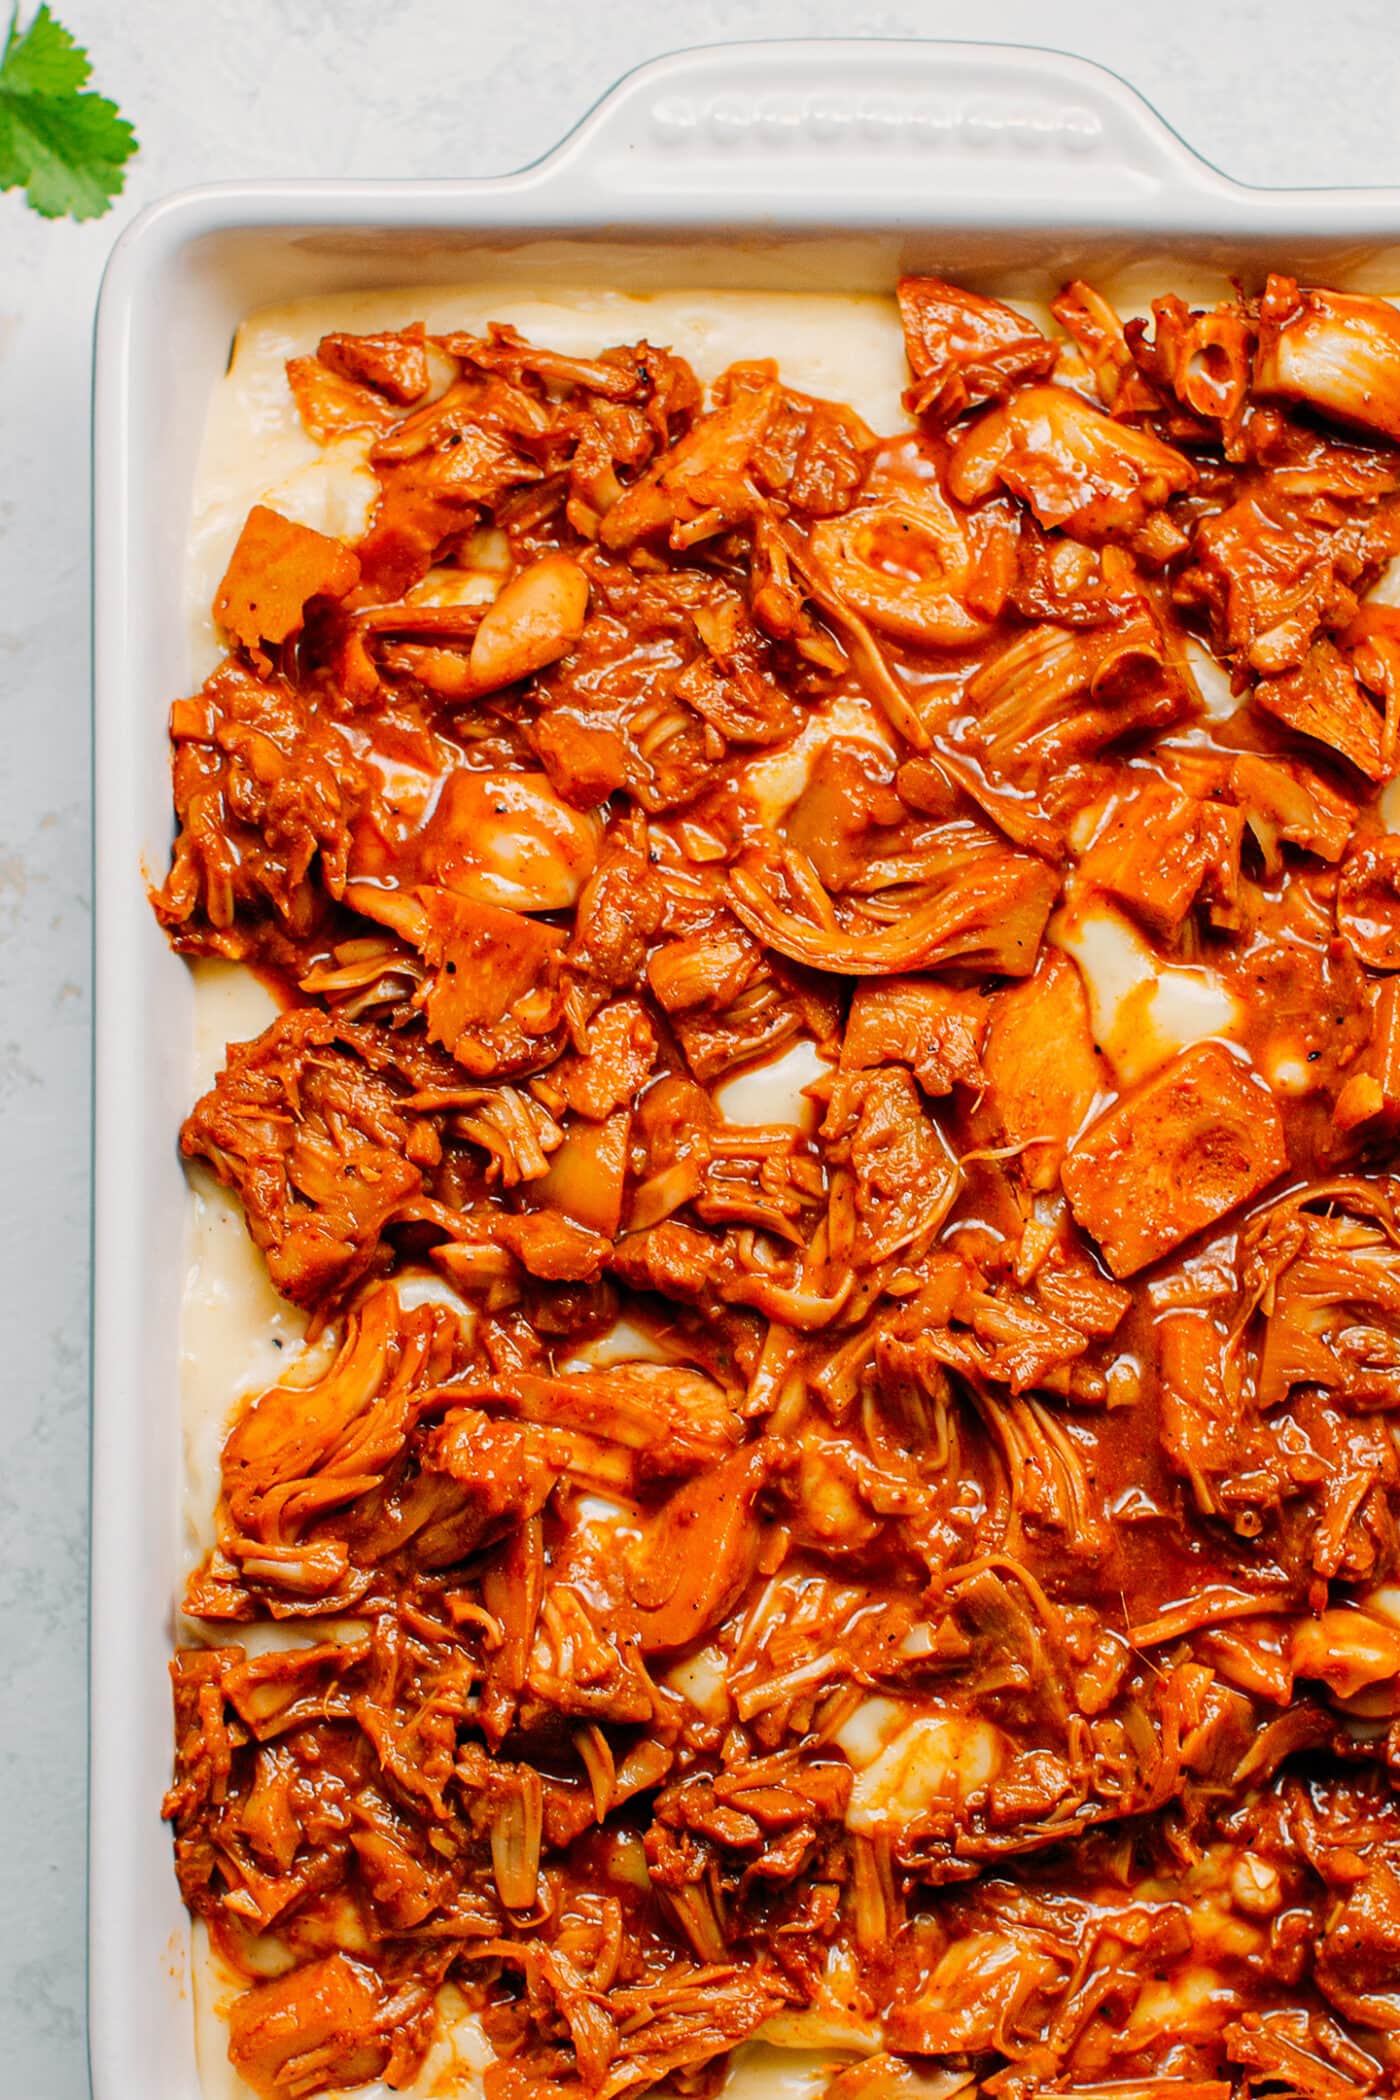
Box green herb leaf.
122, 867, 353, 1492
0, 5, 136, 220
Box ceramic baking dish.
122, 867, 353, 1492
88, 34, 1400, 2099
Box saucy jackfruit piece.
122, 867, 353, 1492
622, 1068, 824, 1254
1227, 750, 1357, 871
1314, 1857, 1400, 2029
439, 1205, 612, 1284
565, 815, 664, 989
356, 377, 547, 594
482, 1965, 781, 2100
1224, 2010, 1390, 2099
1127, 291, 1256, 432
218, 1286, 463, 1600
898, 744, 1066, 862
418, 1409, 562, 1550
1156, 1309, 1260, 1517
451, 320, 699, 419
445, 322, 651, 400
823, 1066, 960, 1267
226, 1953, 406, 2099
883, 1929, 1063, 2058
154, 657, 366, 951
1050, 279, 1166, 416
361, 460, 522, 599
975, 950, 1104, 1191
1061, 1041, 1288, 1277
599, 375, 778, 550
370, 373, 550, 477
1233, 927, 1372, 1158
1075, 777, 1212, 940
643, 912, 750, 1014
1337, 833, 1400, 968
1254, 637, 1390, 781
533, 559, 801, 814
780, 735, 931, 894
285, 353, 400, 443
840, 976, 990, 1095
913, 1261, 1124, 1403
317, 324, 431, 405
728, 841, 1058, 978
648, 913, 837, 1083
213, 505, 361, 673
896, 274, 1057, 424
808, 483, 1004, 649
180, 1009, 445, 1309
621, 1445, 768, 1652
453, 1361, 742, 1482
947, 382, 1195, 542
1342, 599, 1400, 776
680, 588, 806, 746
1179, 484, 1400, 677
1255, 275, 1400, 443
442, 325, 704, 541
1246, 1185, 1400, 1410
537, 999, 656, 1122
608, 1216, 746, 1313
413, 886, 567, 1076
746, 376, 873, 517
965, 600, 1190, 780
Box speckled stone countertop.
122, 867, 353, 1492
3, 2, 1397, 2091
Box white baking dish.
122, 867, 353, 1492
89, 35, 1400, 2100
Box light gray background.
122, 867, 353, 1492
3, 1, 1398, 2089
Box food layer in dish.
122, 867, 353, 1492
160, 270, 1400, 2100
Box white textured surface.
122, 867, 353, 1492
4, 3, 1400, 2094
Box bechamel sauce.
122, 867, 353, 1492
178, 266, 1324, 2097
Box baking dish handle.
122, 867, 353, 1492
529, 39, 1234, 215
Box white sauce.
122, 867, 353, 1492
1183, 634, 1239, 723
833, 1694, 908, 1769
665, 1641, 733, 1722
561, 1317, 675, 1370
182, 963, 310, 1568
715, 1037, 832, 1131
1053, 900, 1243, 1087
722, 2044, 869, 2098
840, 1708, 1003, 1836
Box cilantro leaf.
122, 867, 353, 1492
2, 2, 87, 93
0, 6, 136, 220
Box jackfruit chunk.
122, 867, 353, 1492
1062, 1041, 1287, 1276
